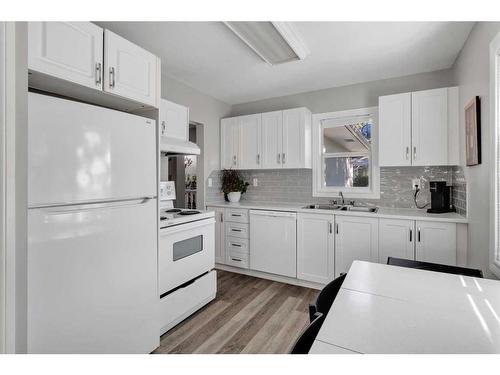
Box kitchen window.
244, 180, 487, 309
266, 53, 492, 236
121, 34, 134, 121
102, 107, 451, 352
312, 107, 380, 198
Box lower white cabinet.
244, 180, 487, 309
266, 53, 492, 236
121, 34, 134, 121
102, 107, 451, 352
297, 213, 335, 284
416, 220, 457, 265
334, 216, 379, 277
378, 218, 415, 264
250, 210, 297, 278
209, 206, 225, 264
379, 218, 457, 266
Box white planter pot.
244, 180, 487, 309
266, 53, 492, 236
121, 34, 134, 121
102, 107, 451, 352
227, 192, 241, 203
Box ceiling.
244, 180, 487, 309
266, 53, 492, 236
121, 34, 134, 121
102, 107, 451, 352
96, 22, 474, 105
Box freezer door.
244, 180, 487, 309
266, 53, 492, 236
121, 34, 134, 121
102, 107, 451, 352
28, 198, 158, 353
28, 92, 156, 207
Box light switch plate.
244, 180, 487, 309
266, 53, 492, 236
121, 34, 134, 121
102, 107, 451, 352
253, 178, 258, 187
208, 178, 213, 187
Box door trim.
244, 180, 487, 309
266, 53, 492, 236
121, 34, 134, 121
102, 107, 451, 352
0, 21, 6, 354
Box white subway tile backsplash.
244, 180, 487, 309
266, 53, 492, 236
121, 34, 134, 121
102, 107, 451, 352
207, 166, 467, 216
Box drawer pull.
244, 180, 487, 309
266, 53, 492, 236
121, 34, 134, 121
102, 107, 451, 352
231, 229, 242, 232
231, 214, 242, 217
231, 258, 242, 262
231, 243, 242, 247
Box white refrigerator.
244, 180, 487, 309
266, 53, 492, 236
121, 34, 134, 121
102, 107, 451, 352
27, 92, 158, 353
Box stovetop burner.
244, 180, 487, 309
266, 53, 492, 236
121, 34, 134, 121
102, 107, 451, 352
178, 210, 201, 216
166, 208, 182, 213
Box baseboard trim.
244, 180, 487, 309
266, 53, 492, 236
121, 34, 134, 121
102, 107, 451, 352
215, 264, 324, 290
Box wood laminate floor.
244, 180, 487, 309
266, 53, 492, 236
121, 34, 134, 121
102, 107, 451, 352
153, 270, 318, 354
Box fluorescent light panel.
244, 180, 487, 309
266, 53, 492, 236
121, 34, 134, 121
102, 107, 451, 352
224, 22, 310, 65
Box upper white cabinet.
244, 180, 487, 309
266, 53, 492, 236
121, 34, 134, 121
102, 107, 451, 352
379, 93, 411, 166
220, 107, 311, 170
379, 87, 458, 167
28, 22, 160, 108
103, 30, 159, 107
297, 213, 335, 284
221, 117, 240, 169
281, 108, 312, 168
160, 99, 189, 139
238, 114, 262, 169
415, 220, 457, 265
378, 218, 415, 264
261, 111, 283, 169
411, 89, 448, 166
334, 216, 379, 277
28, 22, 104, 91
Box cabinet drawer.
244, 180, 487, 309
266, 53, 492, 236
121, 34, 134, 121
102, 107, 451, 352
226, 237, 249, 254
226, 251, 249, 269
225, 208, 249, 223
225, 222, 249, 239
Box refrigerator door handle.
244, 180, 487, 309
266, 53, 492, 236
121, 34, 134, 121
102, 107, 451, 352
31, 197, 155, 213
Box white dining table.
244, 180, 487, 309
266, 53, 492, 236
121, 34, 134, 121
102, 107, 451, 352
310, 260, 500, 354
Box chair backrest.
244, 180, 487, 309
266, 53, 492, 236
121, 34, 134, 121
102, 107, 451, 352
315, 273, 347, 317
387, 257, 483, 278
290, 312, 325, 354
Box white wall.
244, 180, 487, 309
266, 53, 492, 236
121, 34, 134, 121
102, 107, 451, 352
452, 22, 500, 279
231, 69, 455, 115
161, 75, 232, 207
3, 22, 28, 353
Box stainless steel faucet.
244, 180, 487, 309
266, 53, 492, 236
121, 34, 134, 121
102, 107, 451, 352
339, 191, 344, 205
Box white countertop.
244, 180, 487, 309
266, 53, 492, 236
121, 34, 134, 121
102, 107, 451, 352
206, 201, 468, 223
312, 261, 500, 354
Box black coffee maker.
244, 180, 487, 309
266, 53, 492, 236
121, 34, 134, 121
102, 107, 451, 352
427, 181, 455, 213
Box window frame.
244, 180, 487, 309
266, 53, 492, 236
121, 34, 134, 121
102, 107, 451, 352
490, 31, 500, 278
312, 107, 380, 199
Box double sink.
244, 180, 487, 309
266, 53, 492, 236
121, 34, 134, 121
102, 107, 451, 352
302, 204, 378, 213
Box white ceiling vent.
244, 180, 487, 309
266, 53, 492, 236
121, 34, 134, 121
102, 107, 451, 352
223, 22, 310, 65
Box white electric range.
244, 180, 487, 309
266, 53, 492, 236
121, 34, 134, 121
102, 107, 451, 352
158, 181, 216, 335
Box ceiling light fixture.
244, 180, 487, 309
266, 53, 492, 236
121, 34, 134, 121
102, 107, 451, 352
223, 22, 310, 65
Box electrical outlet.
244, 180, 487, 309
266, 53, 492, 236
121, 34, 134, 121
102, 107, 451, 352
412, 178, 421, 190
253, 178, 258, 187
207, 178, 213, 187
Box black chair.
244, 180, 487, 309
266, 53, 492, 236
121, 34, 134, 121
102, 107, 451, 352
309, 273, 347, 322
387, 257, 483, 278
290, 312, 325, 354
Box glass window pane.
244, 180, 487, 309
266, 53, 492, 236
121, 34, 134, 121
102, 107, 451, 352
173, 235, 203, 261
324, 156, 369, 188
322, 120, 372, 154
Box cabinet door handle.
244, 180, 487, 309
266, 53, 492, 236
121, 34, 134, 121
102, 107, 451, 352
277, 153, 281, 164
231, 228, 242, 232
257, 154, 260, 164
282, 153, 286, 164
95, 62, 102, 86
417, 227, 421, 242
406, 146, 409, 160
231, 258, 242, 262
329, 222, 333, 234
161, 121, 167, 136
231, 243, 242, 247
220, 212, 224, 223
409, 227, 412, 242
233, 155, 237, 166
109, 66, 115, 88
231, 214, 242, 217
335, 223, 339, 234
413, 146, 417, 161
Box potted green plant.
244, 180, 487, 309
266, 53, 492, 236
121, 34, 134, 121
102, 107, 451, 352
220, 169, 249, 203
